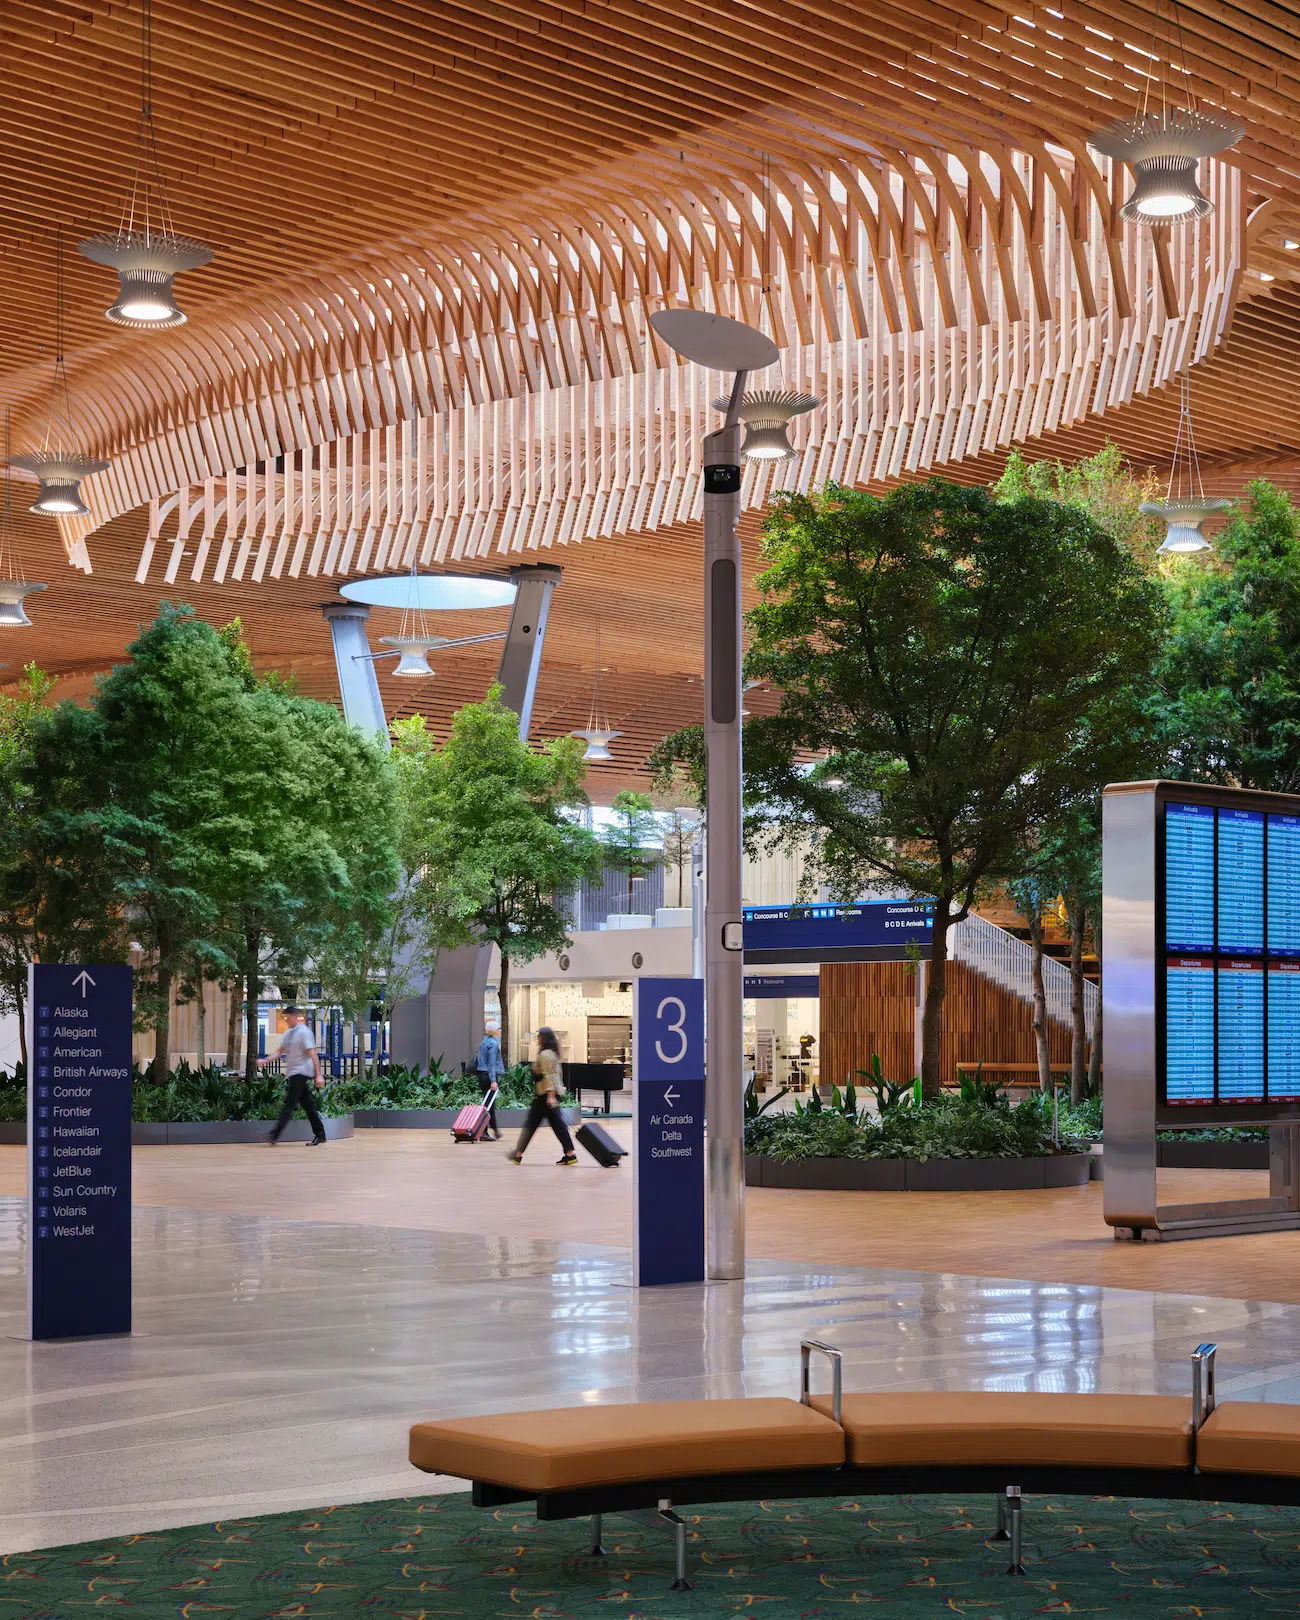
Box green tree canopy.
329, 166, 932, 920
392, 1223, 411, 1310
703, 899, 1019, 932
35, 605, 255, 1076
1152, 480, 1300, 791
0, 663, 61, 1063
602, 789, 664, 914
742, 478, 1163, 1097
395, 687, 600, 1061
993, 441, 1164, 566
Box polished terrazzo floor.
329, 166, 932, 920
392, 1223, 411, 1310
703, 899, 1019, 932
6, 1195, 1300, 1557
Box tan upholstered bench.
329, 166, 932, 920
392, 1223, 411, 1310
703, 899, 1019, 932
407, 1337, 1300, 1589
410, 1393, 845, 1588
1197, 1401, 1300, 1477
809, 1390, 1194, 1470
409, 1395, 845, 1492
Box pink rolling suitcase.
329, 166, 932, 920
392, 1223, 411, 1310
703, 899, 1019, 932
451, 1083, 497, 1143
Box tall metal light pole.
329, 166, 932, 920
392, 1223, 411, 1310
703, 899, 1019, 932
649, 310, 779, 1281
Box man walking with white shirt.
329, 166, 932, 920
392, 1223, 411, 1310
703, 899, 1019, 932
260, 1005, 327, 1146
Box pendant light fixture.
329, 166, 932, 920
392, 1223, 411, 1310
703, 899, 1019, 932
1140, 373, 1228, 553
571, 624, 621, 762
712, 389, 820, 461
1089, 0, 1242, 226
12, 230, 110, 518
78, 0, 213, 327
353, 560, 507, 677
0, 410, 46, 626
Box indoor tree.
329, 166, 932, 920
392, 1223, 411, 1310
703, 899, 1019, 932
602, 789, 665, 915
35, 606, 249, 1078
742, 478, 1163, 1099
0, 664, 59, 1065
395, 687, 601, 1061
1152, 480, 1300, 791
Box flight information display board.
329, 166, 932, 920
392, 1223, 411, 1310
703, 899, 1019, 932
1162, 797, 1300, 1107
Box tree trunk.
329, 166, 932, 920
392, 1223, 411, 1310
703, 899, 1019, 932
1027, 909, 1053, 1095
1066, 899, 1087, 1105
920, 908, 951, 1101
226, 975, 242, 1072
196, 967, 207, 1069
499, 951, 511, 1067
154, 960, 172, 1082
1087, 912, 1103, 1096
243, 928, 260, 1084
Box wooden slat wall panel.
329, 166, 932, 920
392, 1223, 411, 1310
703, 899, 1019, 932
819, 962, 916, 1091
820, 960, 1073, 1089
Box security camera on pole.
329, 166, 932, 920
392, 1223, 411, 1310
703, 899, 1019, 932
648, 308, 819, 1281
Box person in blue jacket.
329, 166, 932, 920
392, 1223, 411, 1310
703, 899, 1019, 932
475, 1023, 505, 1139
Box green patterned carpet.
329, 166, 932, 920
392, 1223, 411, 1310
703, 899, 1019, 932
6, 1490, 1300, 1617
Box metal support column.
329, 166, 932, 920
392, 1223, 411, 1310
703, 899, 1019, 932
322, 602, 389, 745
496, 563, 561, 738
703, 415, 745, 1280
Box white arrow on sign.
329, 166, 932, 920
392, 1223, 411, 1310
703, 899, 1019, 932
663, 1086, 680, 1106
72, 970, 96, 996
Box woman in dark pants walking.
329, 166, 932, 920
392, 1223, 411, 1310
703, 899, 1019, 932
507, 1027, 576, 1165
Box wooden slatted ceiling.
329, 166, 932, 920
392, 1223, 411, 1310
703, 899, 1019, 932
6, 0, 1300, 795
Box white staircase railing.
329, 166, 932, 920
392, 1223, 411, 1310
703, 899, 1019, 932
949, 911, 1097, 1039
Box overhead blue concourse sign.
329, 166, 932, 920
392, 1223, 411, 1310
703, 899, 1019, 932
633, 977, 705, 1287
27, 963, 133, 1341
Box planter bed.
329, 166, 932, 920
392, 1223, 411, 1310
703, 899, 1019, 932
135, 1116, 356, 1144
745, 1152, 1090, 1191
1156, 1139, 1270, 1169
353, 1106, 530, 1129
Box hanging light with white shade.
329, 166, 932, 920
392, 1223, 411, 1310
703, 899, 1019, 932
78, 0, 213, 328
1141, 373, 1229, 554
0, 409, 46, 626
572, 624, 621, 762
12, 230, 110, 518
1089, 0, 1242, 227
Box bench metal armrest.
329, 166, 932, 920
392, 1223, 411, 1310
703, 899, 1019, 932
800, 1338, 843, 1426
1191, 1342, 1218, 1431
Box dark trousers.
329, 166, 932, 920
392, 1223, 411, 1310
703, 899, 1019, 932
271, 1074, 326, 1141
476, 1072, 500, 1135
514, 1094, 574, 1158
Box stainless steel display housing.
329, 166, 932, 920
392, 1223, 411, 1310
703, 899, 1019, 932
1103, 780, 1300, 1240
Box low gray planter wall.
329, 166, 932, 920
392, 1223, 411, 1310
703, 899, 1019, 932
1156, 1139, 1269, 1169
132, 1115, 355, 1144
353, 1106, 530, 1129
0, 1122, 23, 1145
745, 1152, 1090, 1191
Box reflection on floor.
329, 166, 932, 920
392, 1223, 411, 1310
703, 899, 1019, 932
4, 1133, 1298, 1303
4, 1197, 1300, 1555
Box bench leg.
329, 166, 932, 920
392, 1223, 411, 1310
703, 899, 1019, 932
663, 1509, 690, 1591
589, 1513, 605, 1557
1004, 1487, 1025, 1577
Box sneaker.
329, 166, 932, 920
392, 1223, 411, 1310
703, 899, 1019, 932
558, 1154, 578, 1166
506, 1151, 523, 1164
306, 1135, 327, 1147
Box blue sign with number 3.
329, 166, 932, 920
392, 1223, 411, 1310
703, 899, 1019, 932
634, 978, 706, 1286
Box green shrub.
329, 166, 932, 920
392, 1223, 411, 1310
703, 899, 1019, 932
745, 1092, 1082, 1162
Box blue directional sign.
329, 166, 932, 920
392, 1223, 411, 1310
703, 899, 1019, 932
633, 977, 705, 1287
27, 963, 133, 1340
743, 900, 933, 963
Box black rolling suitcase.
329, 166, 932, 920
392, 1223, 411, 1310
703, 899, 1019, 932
576, 1120, 626, 1167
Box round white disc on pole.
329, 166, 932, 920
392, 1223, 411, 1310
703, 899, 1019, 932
649, 309, 778, 372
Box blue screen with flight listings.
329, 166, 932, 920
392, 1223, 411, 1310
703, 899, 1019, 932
1163, 800, 1300, 1106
